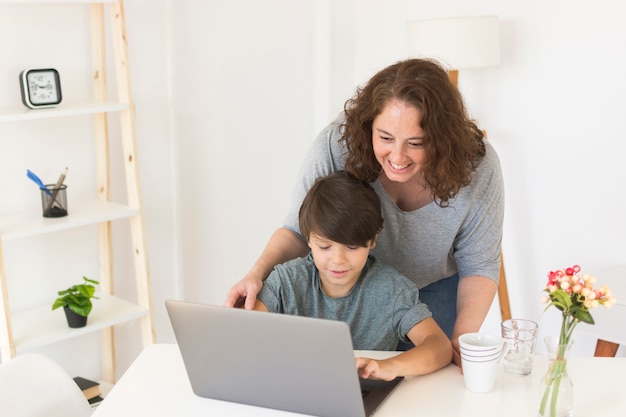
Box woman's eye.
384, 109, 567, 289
409, 142, 424, 148
380, 136, 392, 142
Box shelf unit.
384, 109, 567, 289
0, 0, 154, 383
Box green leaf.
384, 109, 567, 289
551, 290, 573, 310
69, 303, 91, 317
574, 309, 595, 325
51, 277, 98, 316
83, 276, 100, 285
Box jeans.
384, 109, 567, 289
396, 273, 459, 351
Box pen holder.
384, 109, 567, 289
40, 184, 68, 218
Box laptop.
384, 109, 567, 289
165, 299, 402, 417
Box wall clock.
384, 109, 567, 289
19, 68, 63, 109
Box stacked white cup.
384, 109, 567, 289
458, 332, 509, 393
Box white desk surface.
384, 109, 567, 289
93, 344, 625, 417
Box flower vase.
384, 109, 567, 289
538, 336, 574, 417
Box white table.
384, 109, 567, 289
93, 344, 625, 417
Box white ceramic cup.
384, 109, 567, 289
458, 332, 508, 393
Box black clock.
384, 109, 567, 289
19, 68, 63, 109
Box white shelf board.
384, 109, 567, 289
0, 199, 139, 241
0, 101, 128, 123
0, 1, 119, 4
12, 293, 149, 353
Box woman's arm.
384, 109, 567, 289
355, 317, 452, 380
224, 228, 308, 309
451, 275, 498, 366
225, 121, 345, 309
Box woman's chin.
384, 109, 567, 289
383, 169, 417, 183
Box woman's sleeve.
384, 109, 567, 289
454, 142, 505, 282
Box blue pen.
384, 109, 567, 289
27, 169, 52, 195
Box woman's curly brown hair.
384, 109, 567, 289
340, 58, 485, 206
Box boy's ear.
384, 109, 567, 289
369, 234, 379, 249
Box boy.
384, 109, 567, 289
253, 172, 452, 380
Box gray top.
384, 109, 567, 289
283, 118, 504, 289
258, 254, 432, 350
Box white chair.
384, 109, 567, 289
0, 353, 93, 417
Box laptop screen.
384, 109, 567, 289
166, 300, 401, 417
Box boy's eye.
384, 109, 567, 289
346, 245, 360, 250
318, 245, 331, 250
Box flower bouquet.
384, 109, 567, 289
539, 265, 616, 417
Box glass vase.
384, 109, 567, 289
538, 336, 574, 417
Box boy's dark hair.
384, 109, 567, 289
299, 171, 383, 247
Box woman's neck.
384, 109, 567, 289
379, 174, 433, 211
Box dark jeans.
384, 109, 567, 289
396, 273, 459, 351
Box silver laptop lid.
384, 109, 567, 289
165, 299, 366, 417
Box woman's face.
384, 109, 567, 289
372, 99, 426, 183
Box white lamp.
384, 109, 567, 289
406, 15, 500, 87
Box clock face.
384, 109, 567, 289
19, 68, 62, 109
27, 71, 60, 104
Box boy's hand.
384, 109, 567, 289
355, 357, 396, 381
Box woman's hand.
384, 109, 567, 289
223, 273, 264, 309
223, 228, 309, 309
452, 337, 462, 367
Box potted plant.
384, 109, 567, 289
52, 276, 100, 328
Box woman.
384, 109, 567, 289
224, 58, 504, 366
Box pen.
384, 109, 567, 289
26, 169, 51, 195
43, 167, 68, 216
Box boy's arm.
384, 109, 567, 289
355, 317, 452, 380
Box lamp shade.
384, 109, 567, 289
406, 16, 500, 70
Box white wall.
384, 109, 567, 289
2, 0, 625, 380
168, 0, 318, 312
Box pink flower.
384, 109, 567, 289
542, 265, 616, 344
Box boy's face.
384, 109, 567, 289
308, 232, 376, 298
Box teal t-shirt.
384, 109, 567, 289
257, 253, 432, 350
